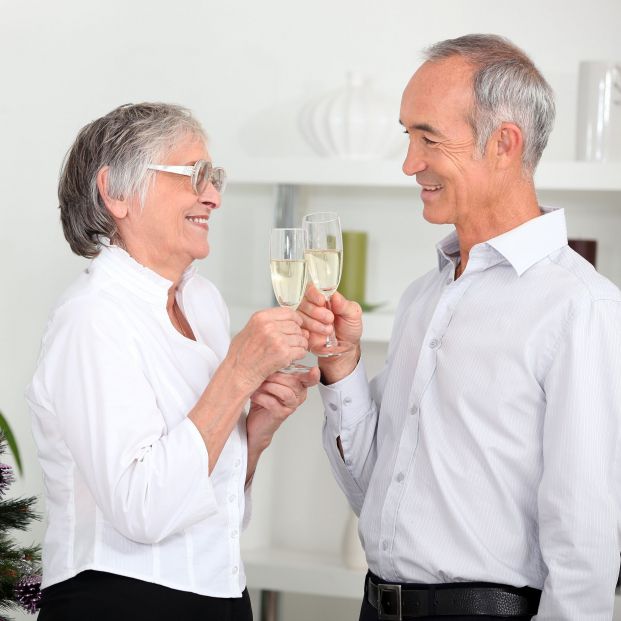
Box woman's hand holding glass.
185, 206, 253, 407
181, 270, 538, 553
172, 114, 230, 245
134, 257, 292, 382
269, 228, 313, 373
227, 307, 309, 392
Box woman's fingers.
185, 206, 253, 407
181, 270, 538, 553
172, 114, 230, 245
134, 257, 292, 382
252, 382, 297, 407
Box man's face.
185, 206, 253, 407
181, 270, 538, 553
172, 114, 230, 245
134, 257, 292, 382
400, 56, 495, 227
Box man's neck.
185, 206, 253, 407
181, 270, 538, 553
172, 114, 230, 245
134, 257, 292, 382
454, 182, 540, 275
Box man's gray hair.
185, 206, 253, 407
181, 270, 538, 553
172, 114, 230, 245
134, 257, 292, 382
58, 102, 206, 258
424, 34, 555, 173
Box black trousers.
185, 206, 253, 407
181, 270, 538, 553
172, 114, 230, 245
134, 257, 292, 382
38, 570, 253, 621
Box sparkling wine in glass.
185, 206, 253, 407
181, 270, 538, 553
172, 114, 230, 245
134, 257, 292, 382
270, 228, 311, 374
302, 212, 354, 357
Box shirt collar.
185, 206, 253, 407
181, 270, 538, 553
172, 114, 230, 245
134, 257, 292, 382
94, 241, 197, 305
436, 206, 568, 277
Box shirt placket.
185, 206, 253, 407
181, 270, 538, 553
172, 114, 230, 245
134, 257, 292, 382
377, 264, 475, 580
226, 435, 243, 591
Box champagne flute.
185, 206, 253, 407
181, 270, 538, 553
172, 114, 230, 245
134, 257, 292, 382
302, 212, 354, 357
269, 228, 311, 374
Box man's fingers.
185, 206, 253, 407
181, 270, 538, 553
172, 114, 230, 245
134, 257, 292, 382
300, 313, 332, 335
305, 283, 327, 306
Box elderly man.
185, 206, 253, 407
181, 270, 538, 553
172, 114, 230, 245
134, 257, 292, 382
301, 34, 621, 620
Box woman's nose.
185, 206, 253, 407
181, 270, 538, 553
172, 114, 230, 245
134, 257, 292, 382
198, 184, 221, 209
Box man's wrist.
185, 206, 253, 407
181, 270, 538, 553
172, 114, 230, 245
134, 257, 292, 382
319, 345, 361, 385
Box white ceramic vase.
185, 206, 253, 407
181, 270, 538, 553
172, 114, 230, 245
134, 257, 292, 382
299, 72, 402, 160
341, 511, 367, 570
576, 61, 621, 161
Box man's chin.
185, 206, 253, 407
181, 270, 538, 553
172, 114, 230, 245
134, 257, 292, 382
421, 203, 454, 225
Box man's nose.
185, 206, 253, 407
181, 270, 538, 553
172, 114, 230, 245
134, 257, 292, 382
402, 142, 427, 176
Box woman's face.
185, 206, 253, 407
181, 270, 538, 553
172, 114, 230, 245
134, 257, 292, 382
119, 133, 221, 280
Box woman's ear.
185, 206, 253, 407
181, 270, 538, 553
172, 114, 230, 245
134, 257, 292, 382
495, 122, 524, 170
97, 167, 128, 219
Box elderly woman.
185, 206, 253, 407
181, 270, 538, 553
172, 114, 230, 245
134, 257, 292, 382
27, 102, 319, 621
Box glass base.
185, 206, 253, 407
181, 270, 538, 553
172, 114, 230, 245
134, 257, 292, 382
279, 363, 313, 374
312, 339, 354, 358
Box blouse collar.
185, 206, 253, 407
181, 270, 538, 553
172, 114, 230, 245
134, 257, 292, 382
94, 241, 196, 305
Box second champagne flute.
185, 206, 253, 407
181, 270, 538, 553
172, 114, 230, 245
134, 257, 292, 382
303, 211, 354, 357
270, 228, 311, 374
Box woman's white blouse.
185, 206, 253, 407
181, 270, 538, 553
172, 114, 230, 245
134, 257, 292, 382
26, 245, 250, 597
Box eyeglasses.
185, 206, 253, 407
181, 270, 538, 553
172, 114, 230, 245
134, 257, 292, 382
147, 160, 227, 194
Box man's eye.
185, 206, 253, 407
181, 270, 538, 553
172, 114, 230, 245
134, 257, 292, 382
423, 136, 438, 145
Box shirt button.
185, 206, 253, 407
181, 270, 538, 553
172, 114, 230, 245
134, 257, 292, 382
429, 338, 440, 349
345, 459, 353, 466
328, 403, 338, 411
410, 405, 418, 416
396, 472, 405, 483
232, 566, 239, 575
343, 397, 352, 405
234, 459, 241, 467
231, 530, 238, 538
382, 541, 388, 551
446, 278, 452, 285
228, 494, 236, 503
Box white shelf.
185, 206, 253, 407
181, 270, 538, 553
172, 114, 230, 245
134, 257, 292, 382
243, 547, 366, 599
230, 305, 394, 343
227, 157, 621, 192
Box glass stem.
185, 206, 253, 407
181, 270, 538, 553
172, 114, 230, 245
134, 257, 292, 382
325, 295, 337, 348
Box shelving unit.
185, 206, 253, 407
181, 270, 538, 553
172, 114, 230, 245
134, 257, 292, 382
227, 157, 621, 192
227, 158, 621, 344
229, 305, 395, 342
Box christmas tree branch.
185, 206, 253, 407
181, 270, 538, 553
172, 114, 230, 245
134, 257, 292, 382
0, 415, 21, 477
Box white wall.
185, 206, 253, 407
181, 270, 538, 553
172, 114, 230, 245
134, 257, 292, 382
1, 1, 621, 619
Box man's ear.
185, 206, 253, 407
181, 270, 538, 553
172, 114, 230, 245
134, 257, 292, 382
494, 122, 524, 170
97, 166, 128, 219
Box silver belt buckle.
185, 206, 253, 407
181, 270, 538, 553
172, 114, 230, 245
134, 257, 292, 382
378, 583, 402, 621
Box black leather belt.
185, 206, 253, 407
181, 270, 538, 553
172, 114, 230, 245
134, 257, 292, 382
367, 575, 541, 620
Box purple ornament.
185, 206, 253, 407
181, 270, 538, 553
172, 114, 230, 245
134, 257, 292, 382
0, 463, 13, 494
14, 574, 42, 614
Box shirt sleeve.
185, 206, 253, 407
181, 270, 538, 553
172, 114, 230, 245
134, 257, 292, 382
536, 296, 621, 619
37, 298, 220, 545
318, 360, 379, 515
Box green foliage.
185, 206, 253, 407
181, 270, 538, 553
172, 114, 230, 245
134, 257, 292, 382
0, 416, 21, 477
0, 433, 41, 618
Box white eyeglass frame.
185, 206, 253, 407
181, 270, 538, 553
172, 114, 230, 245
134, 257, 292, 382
147, 159, 227, 194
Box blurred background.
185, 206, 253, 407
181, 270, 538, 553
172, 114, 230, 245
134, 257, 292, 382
1, 1, 620, 619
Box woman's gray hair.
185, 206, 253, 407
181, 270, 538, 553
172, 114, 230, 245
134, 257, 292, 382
58, 102, 206, 258
424, 34, 555, 173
